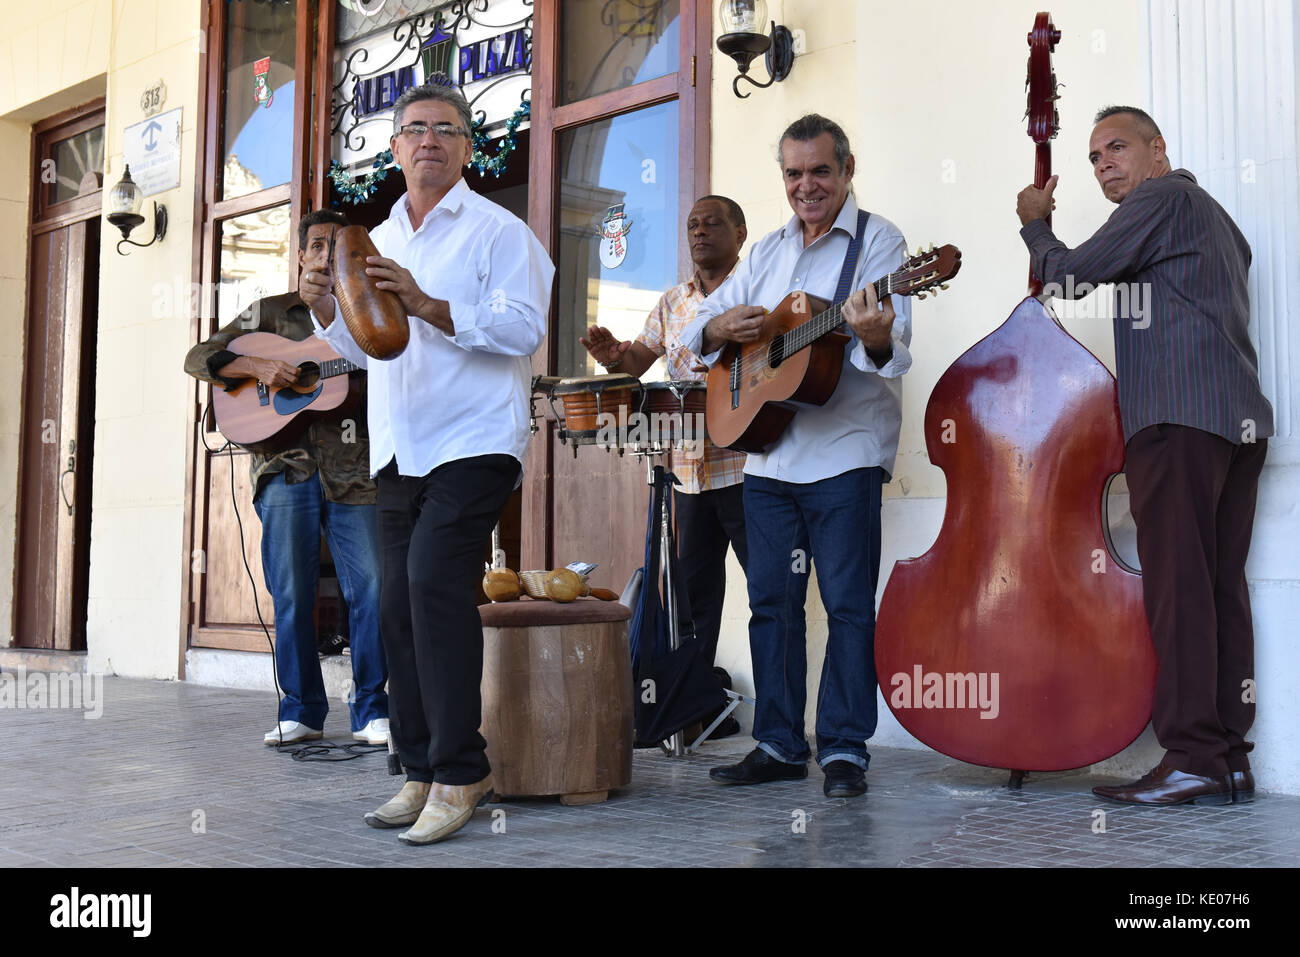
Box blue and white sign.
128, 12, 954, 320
123, 106, 182, 197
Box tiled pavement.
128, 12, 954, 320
1, 677, 1297, 868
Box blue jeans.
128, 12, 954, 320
743, 468, 883, 769
254, 471, 387, 731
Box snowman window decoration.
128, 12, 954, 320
597, 203, 633, 270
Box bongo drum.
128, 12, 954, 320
636, 379, 708, 448
529, 375, 562, 435
550, 374, 641, 452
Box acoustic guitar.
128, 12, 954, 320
705, 244, 962, 452
210, 331, 362, 453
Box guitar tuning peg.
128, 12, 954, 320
916, 292, 927, 300
940, 283, 949, 290
927, 243, 935, 253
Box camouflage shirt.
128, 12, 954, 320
184, 291, 376, 505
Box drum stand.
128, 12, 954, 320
635, 446, 754, 757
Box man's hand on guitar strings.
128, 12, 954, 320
702, 305, 767, 354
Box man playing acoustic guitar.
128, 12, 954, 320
184, 208, 390, 748
580, 195, 750, 730
682, 114, 912, 798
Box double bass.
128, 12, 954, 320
873, 13, 1156, 778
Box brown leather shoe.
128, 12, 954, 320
364, 780, 431, 828
1229, 770, 1255, 804
398, 775, 495, 846
1092, 761, 1231, 807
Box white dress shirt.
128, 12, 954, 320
314, 178, 554, 477
680, 195, 912, 482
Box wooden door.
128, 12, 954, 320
13, 104, 104, 650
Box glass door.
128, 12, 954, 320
524, 0, 710, 593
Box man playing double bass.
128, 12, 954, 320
682, 114, 912, 798
579, 195, 750, 718
1017, 106, 1273, 806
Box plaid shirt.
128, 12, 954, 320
635, 271, 746, 494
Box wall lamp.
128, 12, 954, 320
106, 164, 167, 255
716, 0, 795, 99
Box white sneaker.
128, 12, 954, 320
352, 718, 390, 745
263, 721, 323, 746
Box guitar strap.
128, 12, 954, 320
832, 208, 870, 304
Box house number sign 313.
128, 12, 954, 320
140, 80, 167, 117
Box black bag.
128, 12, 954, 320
628, 467, 726, 747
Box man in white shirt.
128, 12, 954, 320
680, 114, 912, 798
301, 84, 553, 845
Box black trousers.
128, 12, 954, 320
1125, 425, 1267, 778
377, 454, 519, 785
673, 482, 749, 666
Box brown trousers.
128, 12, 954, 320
1125, 424, 1267, 778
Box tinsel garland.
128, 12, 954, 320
470, 100, 530, 178
328, 149, 394, 205
327, 98, 531, 202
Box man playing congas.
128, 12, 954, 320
580, 196, 750, 719
301, 84, 553, 845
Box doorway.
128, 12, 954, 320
12, 100, 104, 650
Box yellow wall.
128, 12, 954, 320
0, 0, 114, 645
1, 0, 201, 678
87, 0, 202, 678
709, 0, 1144, 739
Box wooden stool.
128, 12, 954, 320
479, 597, 633, 805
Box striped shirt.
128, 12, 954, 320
1021, 169, 1274, 445
635, 271, 747, 494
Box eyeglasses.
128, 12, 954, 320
397, 122, 469, 140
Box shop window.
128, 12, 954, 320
559, 0, 680, 104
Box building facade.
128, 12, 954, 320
2, 0, 1297, 790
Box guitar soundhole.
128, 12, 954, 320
295, 361, 321, 392
769, 336, 785, 368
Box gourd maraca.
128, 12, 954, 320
482, 567, 520, 602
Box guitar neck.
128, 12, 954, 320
321, 356, 362, 378
781, 275, 894, 358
